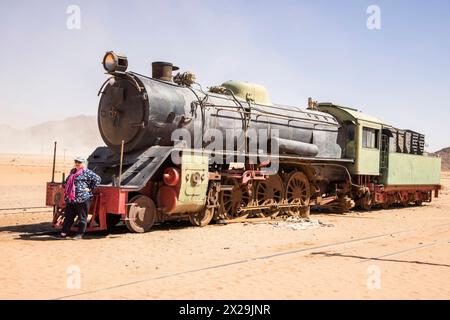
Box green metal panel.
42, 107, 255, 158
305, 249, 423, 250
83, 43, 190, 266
317, 104, 383, 175
170, 151, 209, 213
356, 149, 380, 175
353, 123, 381, 175
336, 106, 384, 125
317, 103, 386, 125
316, 104, 356, 124
382, 153, 441, 185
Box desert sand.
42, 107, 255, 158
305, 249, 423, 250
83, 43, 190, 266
0, 153, 449, 299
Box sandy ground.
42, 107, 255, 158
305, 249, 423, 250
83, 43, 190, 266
0, 154, 449, 300
0, 154, 72, 208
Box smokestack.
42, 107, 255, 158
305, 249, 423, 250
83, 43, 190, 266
152, 61, 179, 82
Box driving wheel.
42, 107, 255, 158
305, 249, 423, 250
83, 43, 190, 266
125, 195, 157, 233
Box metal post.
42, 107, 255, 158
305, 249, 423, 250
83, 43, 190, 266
51, 141, 57, 183
118, 140, 125, 187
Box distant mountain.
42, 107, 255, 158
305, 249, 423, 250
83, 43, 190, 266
0, 115, 104, 155
433, 147, 450, 171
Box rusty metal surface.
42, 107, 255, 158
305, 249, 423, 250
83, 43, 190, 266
97, 186, 128, 215
125, 195, 156, 233
45, 182, 65, 207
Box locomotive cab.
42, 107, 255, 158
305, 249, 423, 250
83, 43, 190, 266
317, 103, 383, 177
317, 102, 441, 209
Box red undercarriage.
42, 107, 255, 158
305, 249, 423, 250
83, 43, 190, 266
46, 181, 440, 233
46, 183, 128, 232
366, 183, 440, 206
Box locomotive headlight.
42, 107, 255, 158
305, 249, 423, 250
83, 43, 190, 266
102, 51, 128, 73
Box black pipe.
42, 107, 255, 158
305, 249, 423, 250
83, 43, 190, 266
51, 141, 57, 183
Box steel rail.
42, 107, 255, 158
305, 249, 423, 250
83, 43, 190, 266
355, 242, 439, 264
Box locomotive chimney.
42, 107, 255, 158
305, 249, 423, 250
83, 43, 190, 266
152, 61, 179, 82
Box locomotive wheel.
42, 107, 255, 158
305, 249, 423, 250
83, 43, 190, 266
255, 174, 285, 217
285, 172, 311, 217
125, 195, 156, 233
401, 196, 410, 207
190, 181, 218, 227
360, 192, 372, 211
189, 207, 214, 227
220, 178, 251, 219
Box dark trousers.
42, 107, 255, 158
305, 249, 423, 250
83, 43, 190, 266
62, 201, 90, 235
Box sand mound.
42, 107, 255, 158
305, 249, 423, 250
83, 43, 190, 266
432, 147, 450, 171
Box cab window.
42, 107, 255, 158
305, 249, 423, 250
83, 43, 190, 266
362, 127, 379, 149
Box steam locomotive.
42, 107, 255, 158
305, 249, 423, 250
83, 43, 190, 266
46, 51, 441, 233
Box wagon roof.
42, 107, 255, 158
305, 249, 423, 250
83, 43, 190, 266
317, 102, 388, 126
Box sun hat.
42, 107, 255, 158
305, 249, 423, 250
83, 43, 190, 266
74, 156, 86, 163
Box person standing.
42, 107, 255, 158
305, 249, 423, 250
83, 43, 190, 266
54, 156, 101, 240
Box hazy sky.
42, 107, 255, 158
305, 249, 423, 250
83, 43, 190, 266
0, 0, 449, 151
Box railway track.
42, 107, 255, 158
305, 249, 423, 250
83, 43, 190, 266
52, 221, 450, 300
0, 206, 52, 214
355, 241, 440, 264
